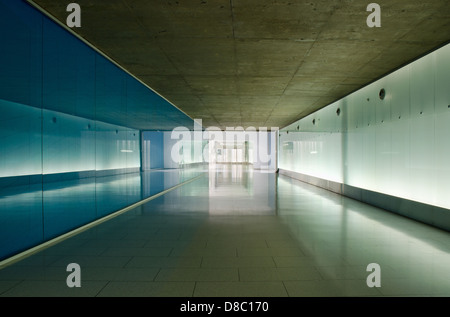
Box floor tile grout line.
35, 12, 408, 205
0, 174, 204, 270
3, 167, 450, 296
94, 280, 111, 297
122, 256, 134, 269
313, 265, 326, 281
153, 268, 162, 282
281, 281, 290, 297
271, 256, 278, 268
0, 280, 24, 296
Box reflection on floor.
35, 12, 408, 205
0, 168, 203, 260
0, 164, 449, 297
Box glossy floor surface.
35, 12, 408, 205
0, 165, 449, 297
0, 168, 204, 261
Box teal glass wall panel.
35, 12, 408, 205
125, 74, 160, 121
94, 122, 140, 171
0, 183, 43, 260
0, 0, 42, 109
95, 174, 133, 218
42, 109, 96, 174
142, 131, 165, 169
125, 130, 141, 168
0, 0, 44, 260
141, 171, 165, 197
0, 0, 200, 261
96, 122, 125, 171
0, 99, 42, 178
42, 178, 96, 240
279, 43, 450, 211
42, 17, 96, 119
95, 56, 127, 127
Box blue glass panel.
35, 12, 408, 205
0, 100, 42, 178
0, 0, 42, 109
42, 178, 96, 240
42, 109, 96, 174
0, 0, 200, 262
42, 18, 96, 119
142, 131, 165, 169
0, 183, 43, 261
0, 0, 44, 261
95, 56, 126, 126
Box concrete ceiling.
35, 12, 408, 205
29, 0, 450, 130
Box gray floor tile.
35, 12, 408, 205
237, 247, 304, 257
96, 281, 195, 297
201, 256, 276, 268
206, 239, 268, 248
284, 279, 382, 297
171, 246, 237, 257
0, 266, 66, 281
1, 280, 108, 297
194, 281, 288, 297
273, 256, 319, 267
82, 267, 160, 282
126, 256, 202, 268
49, 255, 133, 268
0, 281, 21, 295
239, 267, 323, 282
156, 268, 238, 282
100, 247, 172, 257
377, 277, 450, 296
284, 280, 343, 297
315, 265, 370, 280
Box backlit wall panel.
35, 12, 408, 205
0, 0, 197, 261
0, 100, 42, 178
280, 43, 450, 211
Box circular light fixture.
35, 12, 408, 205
379, 88, 386, 100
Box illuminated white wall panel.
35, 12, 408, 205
280, 43, 450, 210
434, 44, 450, 209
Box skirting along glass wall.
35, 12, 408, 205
279, 43, 450, 231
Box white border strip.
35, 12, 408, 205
0, 173, 204, 269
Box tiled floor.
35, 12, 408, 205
0, 165, 449, 297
